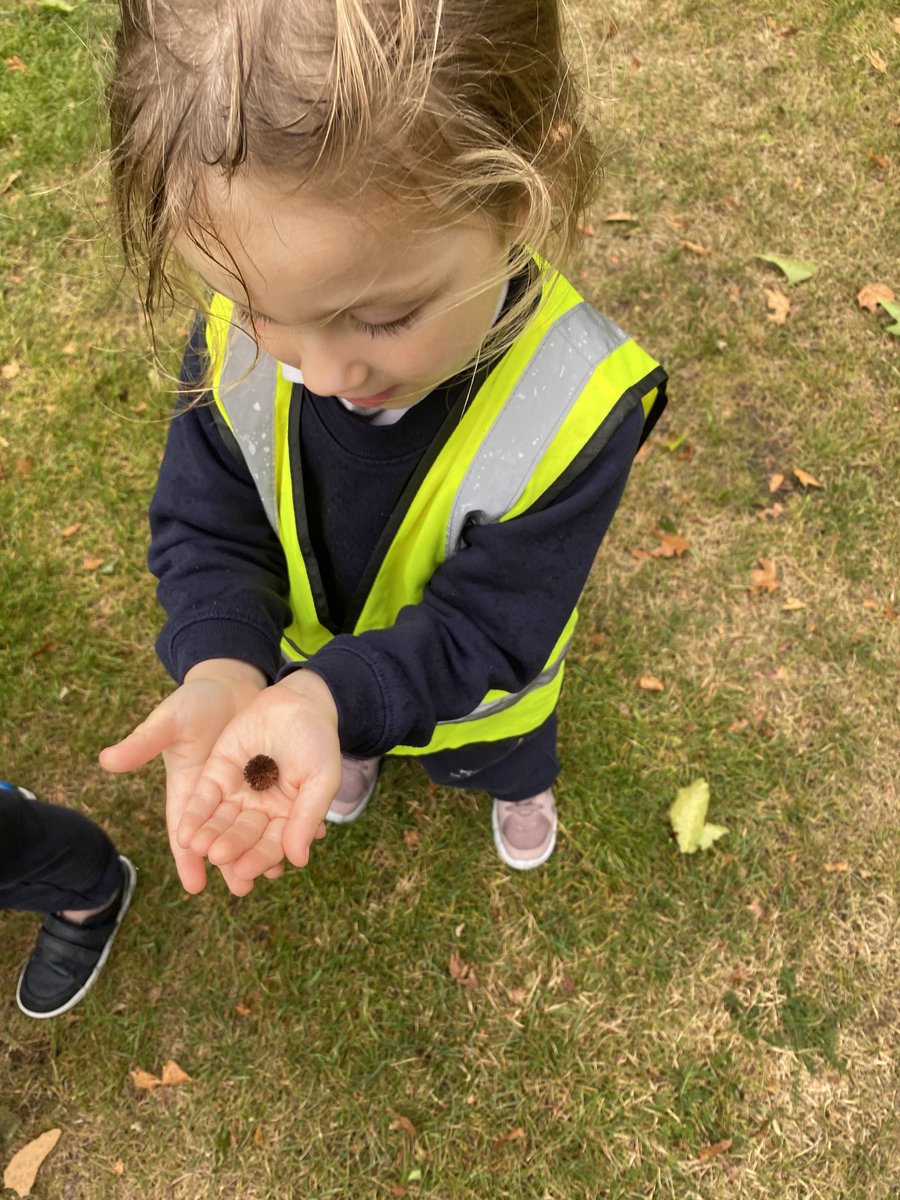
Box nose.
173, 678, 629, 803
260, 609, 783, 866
274, 328, 368, 398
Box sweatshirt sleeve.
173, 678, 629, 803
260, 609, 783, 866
149, 324, 293, 683
285, 402, 645, 755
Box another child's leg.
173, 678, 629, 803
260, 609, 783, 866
0, 781, 136, 1018
419, 715, 559, 870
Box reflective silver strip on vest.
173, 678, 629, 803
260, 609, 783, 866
218, 323, 281, 534
444, 303, 628, 555
436, 636, 572, 726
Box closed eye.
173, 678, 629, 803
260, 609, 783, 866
353, 309, 419, 339
233, 305, 273, 328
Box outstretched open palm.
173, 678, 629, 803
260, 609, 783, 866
176, 672, 341, 885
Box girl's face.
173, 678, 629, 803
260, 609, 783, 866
181, 176, 515, 410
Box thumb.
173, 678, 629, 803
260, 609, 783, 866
282, 767, 340, 868
99, 710, 178, 774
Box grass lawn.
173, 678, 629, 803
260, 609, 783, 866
1, 1, 897, 1197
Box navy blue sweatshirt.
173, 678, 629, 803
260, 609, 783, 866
148, 318, 655, 757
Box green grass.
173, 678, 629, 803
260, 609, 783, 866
1, 1, 898, 1197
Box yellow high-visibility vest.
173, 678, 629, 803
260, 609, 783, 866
206, 271, 666, 755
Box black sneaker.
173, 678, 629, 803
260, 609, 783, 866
16, 855, 137, 1019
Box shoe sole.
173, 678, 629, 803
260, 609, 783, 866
325, 769, 380, 825
16, 855, 137, 1019
491, 803, 557, 871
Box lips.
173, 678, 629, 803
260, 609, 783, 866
343, 385, 399, 407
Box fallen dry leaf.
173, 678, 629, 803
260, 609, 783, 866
698, 1137, 733, 1162
867, 49, 888, 73
857, 282, 896, 312
603, 210, 638, 223
681, 239, 711, 256
2, 360, 20, 381
3, 1129, 62, 1199
16, 459, 33, 477
234, 1001, 252, 1017
492, 1128, 526, 1152
750, 559, 778, 594
82, 556, 105, 571
403, 829, 420, 849
764, 287, 790, 325
781, 597, 807, 611
161, 1059, 192, 1085
638, 674, 664, 691
130, 1068, 163, 1091
651, 530, 690, 558
449, 948, 478, 988
746, 897, 764, 920
869, 151, 889, 168
768, 472, 785, 492
6, 55, 27, 72
758, 502, 785, 520
389, 1114, 419, 1139
113, 1161, 125, 1176
60, 523, 81, 538
823, 861, 850, 873
61, 341, 77, 355
793, 466, 824, 488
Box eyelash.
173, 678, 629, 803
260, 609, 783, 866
234, 307, 418, 339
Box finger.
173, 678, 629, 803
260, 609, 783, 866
283, 771, 340, 868
170, 839, 208, 894
263, 862, 285, 879
207, 807, 270, 866
176, 779, 231, 848
99, 711, 177, 773
218, 862, 255, 897
231, 817, 288, 881
314, 821, 327, 841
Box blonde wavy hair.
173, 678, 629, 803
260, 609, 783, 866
109, 0, 601, 358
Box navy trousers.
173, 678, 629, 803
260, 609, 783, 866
0, 784, 121, 914
418, 712, 559, 802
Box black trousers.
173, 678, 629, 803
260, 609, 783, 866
0, 786, 121, 914
418, 712, 559, 802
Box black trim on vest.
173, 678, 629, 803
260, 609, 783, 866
288, 390, 337, 632
522, 365, 668, 517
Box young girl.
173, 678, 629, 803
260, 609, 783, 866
100, 0, 666, 892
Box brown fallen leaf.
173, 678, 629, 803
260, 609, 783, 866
130, 1068, 163, 1091
857, 282, 896, 312
16, 459, 33, 477
3, 1129, 62, 1199
681, 239, 711, 257
823, 861, 850, 873
638, 674, 664, 691
781, 597, 807, 611
234, 1001, 252, 1017
6, 55, 27, 72
603, 210, 638, 223
867, 49, 888, 73
389, 1114, 419, 1139
61, 523, 81, 538
492, 1127, 526, 1152
651, 530, 690, 558
750, 559, 778, 594
768, 472, 785, 492
698, 1137, 733, 1162
2, 360, 20, 381
61, 341, 77, 355
82, 556, 105, 571
758, 502, 785, 520
870, 151, 889, 169
113, 1161, 125, 1176
764, 287, 790, 325
746, 897, 764, 920
449, 948, 478, 988
403, 829, 420, 849
793, 466, 824, 488
161, 1059, 192, 1085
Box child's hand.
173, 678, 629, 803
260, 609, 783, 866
99, 659, 267, 894
176, 671, 341, 890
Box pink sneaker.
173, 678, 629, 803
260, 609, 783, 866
326, 756, 381, 824
491, 789, 557, 870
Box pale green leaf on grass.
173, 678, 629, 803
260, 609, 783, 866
669, 778, 728, 854
878, 299, 900, 336
37, 0, 78, 11
756, 253, 818, 285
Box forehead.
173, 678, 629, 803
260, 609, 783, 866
189, 171, 498, 317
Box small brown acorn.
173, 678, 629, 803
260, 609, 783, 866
243, 754, 279, 791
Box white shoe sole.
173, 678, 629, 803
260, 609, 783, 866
491, 802, 557, 870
